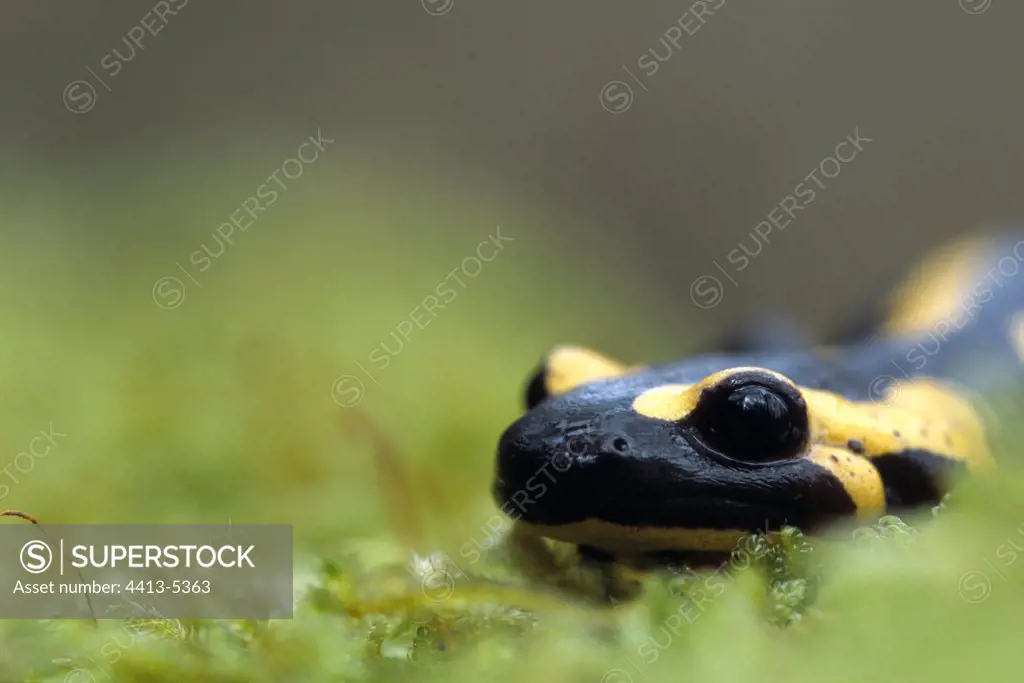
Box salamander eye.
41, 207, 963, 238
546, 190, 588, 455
689, 371, 809, 463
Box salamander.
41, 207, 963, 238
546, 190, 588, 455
492, 234, 1024, 567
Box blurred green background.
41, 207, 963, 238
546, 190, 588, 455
1, 1, 1024, 681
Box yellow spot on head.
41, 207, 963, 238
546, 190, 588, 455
545, 346, 634, 395
631, 367, 797, 421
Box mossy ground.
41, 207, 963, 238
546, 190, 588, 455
0, 151, 1022, 682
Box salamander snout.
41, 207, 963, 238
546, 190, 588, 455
492, 407, 639, 525
493, 411, 575, 524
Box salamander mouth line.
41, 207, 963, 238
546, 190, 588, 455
501, 492, 805, 530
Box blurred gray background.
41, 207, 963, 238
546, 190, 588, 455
4, 0, 1021, 342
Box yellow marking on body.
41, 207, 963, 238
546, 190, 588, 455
803, 380, 993, 471
545, 346, 634, 395
631, 367, 796, 421
807, 446, 886, 516
519, 519, 751, 553
1009, 310, 1024, 364
882, 236, 989, 336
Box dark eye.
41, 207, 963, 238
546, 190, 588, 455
689, 371, 809, 463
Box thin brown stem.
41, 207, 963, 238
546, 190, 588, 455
0, 510, 97, 625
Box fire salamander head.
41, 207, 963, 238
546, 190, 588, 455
494, 351, 991, 554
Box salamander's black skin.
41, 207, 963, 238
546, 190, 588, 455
493, 234, 1024, 562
